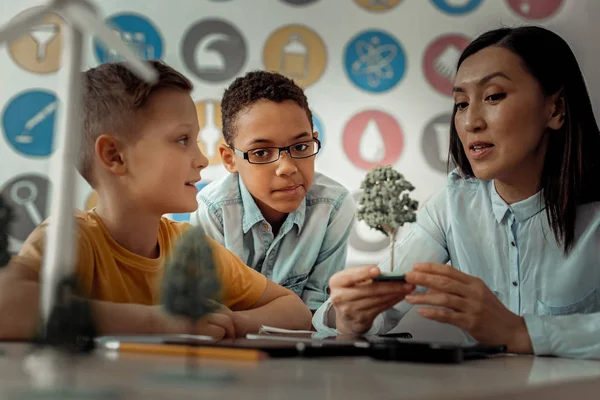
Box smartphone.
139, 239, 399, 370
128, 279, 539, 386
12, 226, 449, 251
372, 274, 406, 282
369, 340, 464, 364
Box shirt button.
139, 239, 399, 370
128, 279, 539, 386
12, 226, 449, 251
263, 224, 269, 231
512, 281, 518, 287
511, 241, 516, 247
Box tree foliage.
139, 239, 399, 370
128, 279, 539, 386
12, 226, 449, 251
162, 224, 221, 320
357, 165, 418, 238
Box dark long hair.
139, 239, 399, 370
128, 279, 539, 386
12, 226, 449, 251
449, 26, 600, 254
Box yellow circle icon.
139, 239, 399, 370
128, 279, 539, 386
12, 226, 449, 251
85, 191, 98, 210
355, 0, 402, 12
8, 7, 64, 74
196, 100, 226, 166
263, 25, 327, 88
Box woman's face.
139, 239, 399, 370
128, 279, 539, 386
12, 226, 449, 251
453, 46, 562, 183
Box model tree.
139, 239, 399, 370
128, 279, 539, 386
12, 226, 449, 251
40, 276, 98, 353
357, 165, 418, 272
29, 265, 100, 397
0, 197, 11, 268
162, 223, 222, 373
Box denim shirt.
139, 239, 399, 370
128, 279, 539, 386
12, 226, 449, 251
190, 172, 355, 310
313, 169, 600, 359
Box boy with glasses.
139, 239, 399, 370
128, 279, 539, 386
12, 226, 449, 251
191, 71, 355, 313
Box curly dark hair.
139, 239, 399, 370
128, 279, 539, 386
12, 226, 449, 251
221, 70, 313, 145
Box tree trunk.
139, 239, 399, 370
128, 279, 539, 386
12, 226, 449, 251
187, 318, 197, 375
389, 233, 396, 273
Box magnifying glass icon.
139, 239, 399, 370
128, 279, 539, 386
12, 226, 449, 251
10, 180, 43, 226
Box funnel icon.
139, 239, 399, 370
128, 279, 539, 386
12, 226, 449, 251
30, 23, 58, 61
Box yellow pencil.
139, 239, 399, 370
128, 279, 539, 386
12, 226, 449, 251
104, 341, 267, 362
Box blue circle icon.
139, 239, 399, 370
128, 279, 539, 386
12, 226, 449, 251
312, 112, 324, 152
2, 90, 57, 157
431, 0, 483, 15
171, 181, 211, 222
94, 13, 163, 63
344, 30, 406, 93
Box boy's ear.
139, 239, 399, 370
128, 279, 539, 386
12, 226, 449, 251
219, 144, 238, 173
96, 134, 126, 176
547, 89, 566, 131
313, 131, 319, 140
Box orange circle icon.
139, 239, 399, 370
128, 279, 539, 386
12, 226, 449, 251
8, 7, 65, 74
354, 0, 402, 12
196, 100, 226, 166
263, 25, 327, 88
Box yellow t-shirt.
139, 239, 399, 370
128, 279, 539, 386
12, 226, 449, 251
11, 210, 267, 310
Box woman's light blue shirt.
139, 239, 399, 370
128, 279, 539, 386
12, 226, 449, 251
313, 169, 600, 359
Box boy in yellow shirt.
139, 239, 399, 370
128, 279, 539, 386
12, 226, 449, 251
0, 61, 312, 340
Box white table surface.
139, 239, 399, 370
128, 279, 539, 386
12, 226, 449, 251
0, 342, 599, 400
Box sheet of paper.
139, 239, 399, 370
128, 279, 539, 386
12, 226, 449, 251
258, 325, 314, 335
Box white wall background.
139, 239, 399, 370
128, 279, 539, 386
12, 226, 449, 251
0, 0, 598, 266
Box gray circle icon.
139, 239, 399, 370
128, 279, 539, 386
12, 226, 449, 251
422, 113, 454, 174
181, 19, 247, 82
280, 0, 320, 5
0, 174, 50, 242
348, 191, 389, 252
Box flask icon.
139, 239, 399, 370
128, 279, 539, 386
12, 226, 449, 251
281, 34, 308, 79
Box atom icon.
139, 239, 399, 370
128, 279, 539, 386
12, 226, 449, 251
351, 36, 398, 88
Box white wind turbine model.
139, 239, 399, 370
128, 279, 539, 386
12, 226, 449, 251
0, 0, 158, 339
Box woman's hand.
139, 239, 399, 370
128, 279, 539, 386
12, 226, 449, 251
329, 266, 415, 334
404, 263, 533, 354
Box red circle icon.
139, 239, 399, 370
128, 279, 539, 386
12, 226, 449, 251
342, 110, 403, 170
506, 0, 563, 20
423, 34, 470, 97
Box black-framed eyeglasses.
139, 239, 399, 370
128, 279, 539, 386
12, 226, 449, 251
229, 138, 321, 165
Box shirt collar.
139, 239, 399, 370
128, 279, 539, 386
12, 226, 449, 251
238, 175, 306, 234
489, 180, 545, 224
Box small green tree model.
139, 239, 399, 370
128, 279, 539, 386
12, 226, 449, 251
162, 224, 221, 373
0, 197, 12, 268
357, 165, 418, 272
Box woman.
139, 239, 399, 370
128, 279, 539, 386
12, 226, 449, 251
313, 26, 600, 359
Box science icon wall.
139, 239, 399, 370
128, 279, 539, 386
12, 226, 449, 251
0, 0, 588, 265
